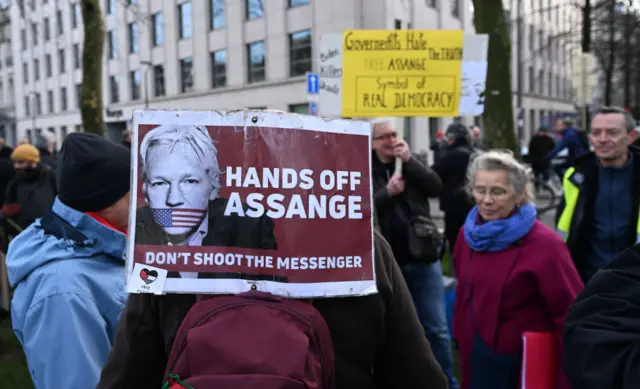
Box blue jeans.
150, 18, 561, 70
401, 261, 459, 389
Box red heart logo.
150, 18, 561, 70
140, 269, 149, 280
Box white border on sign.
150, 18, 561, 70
126, 109, 377, 298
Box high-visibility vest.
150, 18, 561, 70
556, 167, 640, 243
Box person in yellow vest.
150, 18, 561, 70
556, 106, 639, 283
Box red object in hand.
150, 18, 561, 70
521, 332, 557, 389
1, 203, 20, 217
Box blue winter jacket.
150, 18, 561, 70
6, 197, 127, 389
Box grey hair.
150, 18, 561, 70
467, 150, 534, 203
596, 106, 636, 133
139, 124, 221, 199
370, 118, 395, 135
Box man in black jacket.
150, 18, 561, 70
371, 119, 458, 389
563, 244, 640, 389
555, 106, 640, 282
432, 123, 475, 252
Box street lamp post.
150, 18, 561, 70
141, 60, 152, 109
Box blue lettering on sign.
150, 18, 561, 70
307, 72, 319, 94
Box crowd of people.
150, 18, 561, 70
0, 108, 639, 389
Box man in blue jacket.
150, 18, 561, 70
6, 132, 130, 389
545, 118, 588, 178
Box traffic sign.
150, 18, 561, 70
309, 102, 318, 116
306, 72, 319, 94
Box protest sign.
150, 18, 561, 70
341, 30, 464, 117
126, 109, 376, 298
320, 32, 488, 118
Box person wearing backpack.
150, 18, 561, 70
96, 230, 448, 389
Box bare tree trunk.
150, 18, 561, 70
80, 0, 105, 135
472, 0, 518, 155
604, 0, 617, 106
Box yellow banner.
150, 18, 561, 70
341, 30, 465, 117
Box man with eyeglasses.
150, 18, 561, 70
371, 119, 458, 389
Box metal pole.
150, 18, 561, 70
144, 66, 150, 109
516, 0, 524, 139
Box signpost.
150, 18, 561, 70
306, 72, 319, 116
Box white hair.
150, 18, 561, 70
467, 150, 534, 202
139, 124, 221, 199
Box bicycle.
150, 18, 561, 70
520, 157, 562, 218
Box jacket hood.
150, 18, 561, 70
7, 197, 126, 288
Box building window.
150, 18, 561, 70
129, 71, 141, 100
72, 4, 80, 29
289, 0, 310, 7
24, 96, 30, 116
56, 10, 63, 35
178, 1, 192, 39
180, 58, 194, 93
60, 87, 68, 111
246, 0, 264, 20
109, 75, 119, 103
128, 0, 136, 4
153, 65, 165, 97
288, 103, 308, 114
210, 0, 225, 29
23, 62, 28, 84
35, 93, 42, 115
451, 0, 461, 18
58, 49, 66, 73
289, 30, 312, 77
60, 126, 68, 140
538, 70, 544, 94
106, 0, 115, 15
152, 12, 163, 46
426, 0, 437, 8
76, 84, 82, 109
21, 29, 26, 50
108, 30, 117, 59
34, 59, 40, 81
44, 18, 50, 41
247, 41, 265, 83
45, 54, 52, 78
47, 90, 54, 113
129, 23, 139, 53
31, 23, 38, 46
211, 50, 226, 88
73, 44, 81, 69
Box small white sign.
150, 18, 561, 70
127, 263, 168, 295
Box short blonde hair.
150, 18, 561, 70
467, 150, 534, 202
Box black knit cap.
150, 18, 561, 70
57, 132, 131, 212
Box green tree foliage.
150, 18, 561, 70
79, 0, 105, 135
472, 0, 518, 156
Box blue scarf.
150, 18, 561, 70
463, 203, 537, 252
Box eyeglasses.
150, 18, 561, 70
374, 132, 398, 141
472, 187, 511, 200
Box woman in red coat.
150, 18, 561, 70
452, 150, 583, 389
